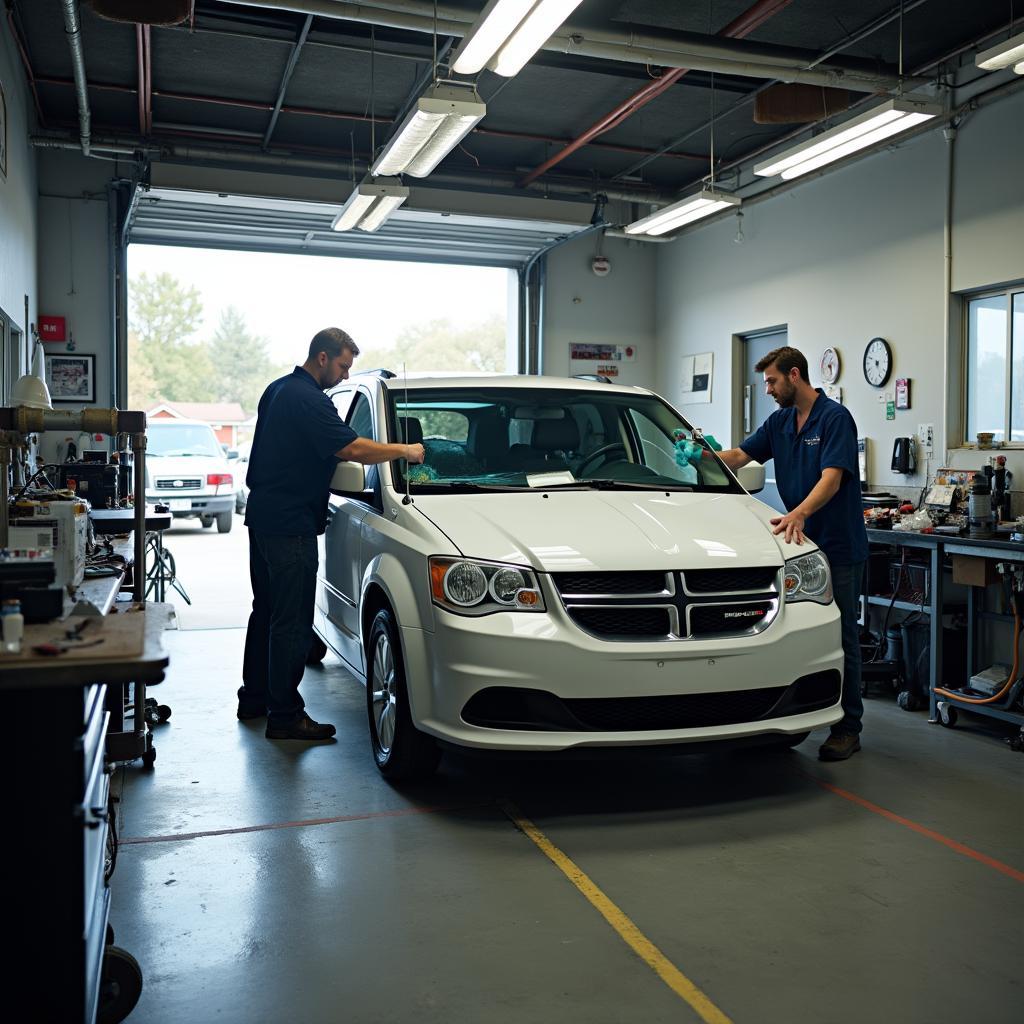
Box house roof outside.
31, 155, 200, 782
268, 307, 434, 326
148, 401, 248, 424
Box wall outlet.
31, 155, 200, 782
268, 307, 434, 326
917, 423, 934, 454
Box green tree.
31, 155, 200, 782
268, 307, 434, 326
207, 306, 275, 413
129, 272, 215, 403
368, 316, 508, 374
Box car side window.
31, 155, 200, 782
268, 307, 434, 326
348, 392, 375, 439
331, 388, 354, 420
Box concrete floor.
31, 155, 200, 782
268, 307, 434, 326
111, 623, 1024, 1024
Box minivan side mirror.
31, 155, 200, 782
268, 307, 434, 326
330, 461, 366, 496
737, 462, 765, 494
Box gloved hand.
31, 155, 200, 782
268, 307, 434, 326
674, 439, 704, 467
702, 434, 722, 451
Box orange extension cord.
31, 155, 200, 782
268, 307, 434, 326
934, 597, 1021, 705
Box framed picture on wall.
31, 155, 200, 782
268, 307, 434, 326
45, 353, 96, 403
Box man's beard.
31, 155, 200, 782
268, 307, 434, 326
774, 386, 795, 408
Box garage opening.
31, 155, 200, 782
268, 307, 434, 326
125, 188, 581, 628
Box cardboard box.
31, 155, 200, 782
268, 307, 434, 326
951, 555, 1000, 588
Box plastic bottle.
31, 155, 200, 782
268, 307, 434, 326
2, 599, 25, 654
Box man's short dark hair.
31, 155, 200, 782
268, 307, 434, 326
309, 327, 359, 361
755, 345, 809, 383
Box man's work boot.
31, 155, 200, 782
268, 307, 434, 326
265, 712, 337, 741
818, 732, 861, 761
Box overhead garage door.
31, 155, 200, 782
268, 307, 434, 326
127, 188, 585, 268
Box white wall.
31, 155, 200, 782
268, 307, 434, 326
655, 87, 1024, 497
0, 19, 38, 375
541, 234, 657, 386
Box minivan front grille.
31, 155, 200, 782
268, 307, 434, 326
155, 477, 202, 490
553, 567, 780, 642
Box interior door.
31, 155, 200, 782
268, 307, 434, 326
743, 331, 787, 514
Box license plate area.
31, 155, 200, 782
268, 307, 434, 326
168, 498, 192, 511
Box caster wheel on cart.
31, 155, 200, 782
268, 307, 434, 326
1007, 730, 1024, 753
97, 945, 143, 1024
896, 690, 920, 712
937, 703, 958, 728
141, 736, 156, 770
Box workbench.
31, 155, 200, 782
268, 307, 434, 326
865, 527, 1024, 741
0, 563, 171, 1022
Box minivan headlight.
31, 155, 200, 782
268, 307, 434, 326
429, 557, 545, 615
783, 551, 833, 604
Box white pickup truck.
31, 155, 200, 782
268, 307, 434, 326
144, 419, 235, 533
315, 374, 843, 780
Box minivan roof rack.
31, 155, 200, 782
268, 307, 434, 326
572, 373, 614, 383
354, 368, 397, 379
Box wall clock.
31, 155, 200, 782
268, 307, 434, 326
862, 337, 892, 388
819, 347, 841, 384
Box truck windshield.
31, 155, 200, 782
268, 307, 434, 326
148, 424, 222, 458
386, 386, 740, 494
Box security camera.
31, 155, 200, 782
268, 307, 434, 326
592, 256, 611, 277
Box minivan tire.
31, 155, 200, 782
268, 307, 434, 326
216, 511, 233, 534
366, 608, 440, 781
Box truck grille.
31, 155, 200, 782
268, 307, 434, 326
552, 568, 780, 641
154, 478, 202, 490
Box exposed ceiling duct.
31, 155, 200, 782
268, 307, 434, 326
59, 0, 91, 156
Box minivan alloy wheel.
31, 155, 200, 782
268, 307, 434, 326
371, 632, 397, 754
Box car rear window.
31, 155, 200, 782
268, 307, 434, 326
148, 424, 222, 458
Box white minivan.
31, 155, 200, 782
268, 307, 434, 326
316, 374, 843, 780
144, 419, 235, 532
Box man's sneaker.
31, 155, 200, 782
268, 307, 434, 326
237, 704, 266, 721
265, 713, 336, 741
818, 732, 861, 761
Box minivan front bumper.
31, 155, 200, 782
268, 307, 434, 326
401, 600, 844, 750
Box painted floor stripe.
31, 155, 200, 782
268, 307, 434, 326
120, 801, 489, 845
499, 799, 734, 1024
807, 775, 1024, 883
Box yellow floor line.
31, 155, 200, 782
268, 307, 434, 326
499, 799, 734, 1024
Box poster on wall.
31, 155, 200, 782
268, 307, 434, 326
568, 342, 636, 380
45, 353, 96, 403
681, 352, 713, 404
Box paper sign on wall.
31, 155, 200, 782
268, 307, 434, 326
569, 343, 636, 361
681, 352, 713, 404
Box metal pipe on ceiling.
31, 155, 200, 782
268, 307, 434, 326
29, 134, 671, 204
217, 0, 916, 92
262, 13, 314, 149
60, 0, 92, 155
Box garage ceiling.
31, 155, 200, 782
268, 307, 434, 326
8, 0, 1018, 249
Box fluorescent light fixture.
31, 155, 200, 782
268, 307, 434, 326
753, 96, 941, 180
331, 176, 409, 233
624, 188, 741, 237
976, 30, 1024, 71
371, 83, 486, 178
452, 0, 584, 77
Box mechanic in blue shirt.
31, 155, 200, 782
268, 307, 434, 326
717, 346, 868, 761
239, 328, 425, 741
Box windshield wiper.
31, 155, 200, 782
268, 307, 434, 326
403, 480, 528, 492
535, 479, 694, 492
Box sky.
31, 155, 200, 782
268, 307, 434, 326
128, 245, 511, 366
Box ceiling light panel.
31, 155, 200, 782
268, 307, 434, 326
753, 97, 941, 178
452, 0, 536, 75
331, 177, 409, 233
372, 85, 486, 178
491, 0, 585, 77
625, 190, 741, 237
975, 30, 1024, 70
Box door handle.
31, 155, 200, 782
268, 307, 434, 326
743, 386, 751, 433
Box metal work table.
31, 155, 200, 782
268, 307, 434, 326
90, 507, 174, 601
865, 527, 1024, 737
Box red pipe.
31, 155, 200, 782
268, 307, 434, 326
517, 0, 794, 187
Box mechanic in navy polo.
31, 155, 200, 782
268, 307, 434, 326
239, 327, 425, 742
718, 346, 868, 762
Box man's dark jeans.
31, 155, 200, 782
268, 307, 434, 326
239, 530, 318, 726
830, 560, 866, 736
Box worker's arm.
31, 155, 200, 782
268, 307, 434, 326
717, 447, 752, 471
336, 438, 425, 465
770, 466, 843, 545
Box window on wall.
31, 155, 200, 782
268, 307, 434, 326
965, 286, 1024, 445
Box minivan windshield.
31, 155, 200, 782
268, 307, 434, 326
386, 386, 740, 494
147, 423, 223, 458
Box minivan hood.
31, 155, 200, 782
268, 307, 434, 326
412, 490, 806, 571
